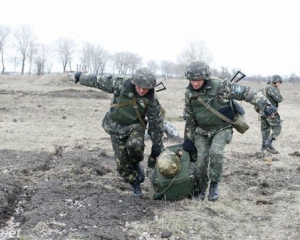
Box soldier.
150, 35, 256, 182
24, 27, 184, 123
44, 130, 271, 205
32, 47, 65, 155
258, 75, 283, 154
145, 120, 180, 140
74, 67, 164, 198
182, 60, 277, 202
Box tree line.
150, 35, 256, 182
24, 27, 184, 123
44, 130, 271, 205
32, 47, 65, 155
1, 24, 299, 82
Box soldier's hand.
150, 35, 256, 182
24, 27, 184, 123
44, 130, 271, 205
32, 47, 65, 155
182, 139, 197, 154
147, 155, 156, 168
74, 72, 82, 84
264, 105, 277, 118
150, 145, 162, 159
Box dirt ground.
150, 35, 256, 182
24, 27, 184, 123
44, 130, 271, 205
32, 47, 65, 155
1, 74, 300, 240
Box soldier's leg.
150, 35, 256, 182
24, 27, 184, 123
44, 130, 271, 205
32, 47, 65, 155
208, 128, 233, 202
265, 116, 281, 154
268, 116, 282, 140
261, 117, 271, 151
194, 132, 212, 200
110, 134, 136, 182
126, 126, 146, 197
163, 120, 180, 139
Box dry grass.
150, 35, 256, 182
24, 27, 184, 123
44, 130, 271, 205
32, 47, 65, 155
1, 75, 300, 240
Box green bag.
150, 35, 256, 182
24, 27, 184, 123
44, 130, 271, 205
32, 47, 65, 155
149, 144, 197, 201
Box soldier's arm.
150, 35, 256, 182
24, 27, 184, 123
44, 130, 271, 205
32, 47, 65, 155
78, 74, 121, 93
147, 98, 164, 155
267, 87, 283, 103
184, 91, 197, 141
218, 81, 271, 110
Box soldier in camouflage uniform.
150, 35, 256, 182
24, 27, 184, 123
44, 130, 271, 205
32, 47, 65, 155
259, 75, 283, 154
74, 68, 164, 198
182, 60, 277, 202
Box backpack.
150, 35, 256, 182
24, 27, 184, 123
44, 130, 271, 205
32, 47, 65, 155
149, 144, 197, 201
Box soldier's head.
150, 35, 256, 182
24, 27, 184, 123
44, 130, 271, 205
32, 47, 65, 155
270, 75, 283, 85
157, 149, 181, 178
132, 67, 157, 96
185, 60, 210, 89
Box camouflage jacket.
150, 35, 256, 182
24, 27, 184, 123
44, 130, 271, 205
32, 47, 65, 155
79, 74, 164, 149
184, 78, 272, 140
260, 84, 283, 109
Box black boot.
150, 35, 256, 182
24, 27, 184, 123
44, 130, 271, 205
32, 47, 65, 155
208, 182, 219, 202
261, 144, 266, 151
265, 137, 279, 154
133, 163, 145, 183
194, 190, 206, 201
130, 180, 142, 198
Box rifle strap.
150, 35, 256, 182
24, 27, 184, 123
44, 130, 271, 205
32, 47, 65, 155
197, 96, 231, 124
111, 96, 146, 129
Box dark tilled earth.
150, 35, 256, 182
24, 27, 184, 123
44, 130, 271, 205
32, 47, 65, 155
0, 144, 168, 240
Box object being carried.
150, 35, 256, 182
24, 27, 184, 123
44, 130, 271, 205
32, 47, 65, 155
149, 144, 197, 201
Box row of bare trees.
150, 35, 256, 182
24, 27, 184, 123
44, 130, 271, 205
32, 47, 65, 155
1, 24, 220, 77
3, 24, 297, 81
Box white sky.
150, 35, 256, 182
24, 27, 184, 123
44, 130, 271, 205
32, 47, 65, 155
1, 0, 300, 76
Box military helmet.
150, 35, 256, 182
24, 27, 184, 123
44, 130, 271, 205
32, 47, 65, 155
271, 75, 283, 84
185, 60, 211, 80
131, 67, 157, 88
157, 149, 181, 178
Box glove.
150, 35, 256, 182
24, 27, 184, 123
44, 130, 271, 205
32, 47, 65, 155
182, 139, 197, 154
147, 155, 156, 168
150, 145, 162, 158
264, 105, 277, 117
183, 139, 198, 163
74, 72, 82, 83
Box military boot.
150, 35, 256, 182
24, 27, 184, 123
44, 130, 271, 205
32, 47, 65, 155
261, 144, 266, 151
133, 163, 145, 183
194, 190, 206, 201
208, 182, 219, 202
265, 137, 279, 154
130, 180, 142, 198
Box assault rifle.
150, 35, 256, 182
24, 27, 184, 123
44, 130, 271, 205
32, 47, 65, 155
155, 81, 167, 92
230, 71, 246, 83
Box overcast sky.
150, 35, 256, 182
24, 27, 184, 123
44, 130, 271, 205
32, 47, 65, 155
1, 0, 300, 76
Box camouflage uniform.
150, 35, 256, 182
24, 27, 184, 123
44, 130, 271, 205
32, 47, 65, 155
258, 77, 283, 151
183, 60, 275, 201
78, 71, 164, 186
145, 120, 180, 140
185, 78, 271, 190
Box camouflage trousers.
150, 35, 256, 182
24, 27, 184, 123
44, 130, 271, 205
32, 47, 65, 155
110, 127, 145, 183
260, 116, 282, 144
194, 127, 233, 190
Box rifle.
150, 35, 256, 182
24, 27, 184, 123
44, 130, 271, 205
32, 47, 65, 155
230, 71, 246, 83
155, 81, 167, 92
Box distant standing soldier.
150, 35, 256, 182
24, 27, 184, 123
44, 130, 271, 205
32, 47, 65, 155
259, 75, 283, 153
74, 68, 164, 198
182, 60, 278, 202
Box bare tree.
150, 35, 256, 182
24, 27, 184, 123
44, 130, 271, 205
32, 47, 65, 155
13, 25, 36, 75
113, 52, 142, 75
55, 38, 76, 73
178, 39, 213, 65
35, 44, 52, 75
160, 60, 176, 79
128, 54, 142, 75
27, 40, 38, 75
147, 60, 159, 73
80, 42, 110, 74
0, 25, 11, 74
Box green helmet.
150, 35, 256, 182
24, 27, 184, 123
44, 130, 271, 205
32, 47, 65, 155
185, 60, 211, 80
271, 75, 283, 84
131, 67, 157, 88
157, 149, 181, 178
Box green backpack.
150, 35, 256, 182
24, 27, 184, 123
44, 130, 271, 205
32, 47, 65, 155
149, 144, 197, 201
